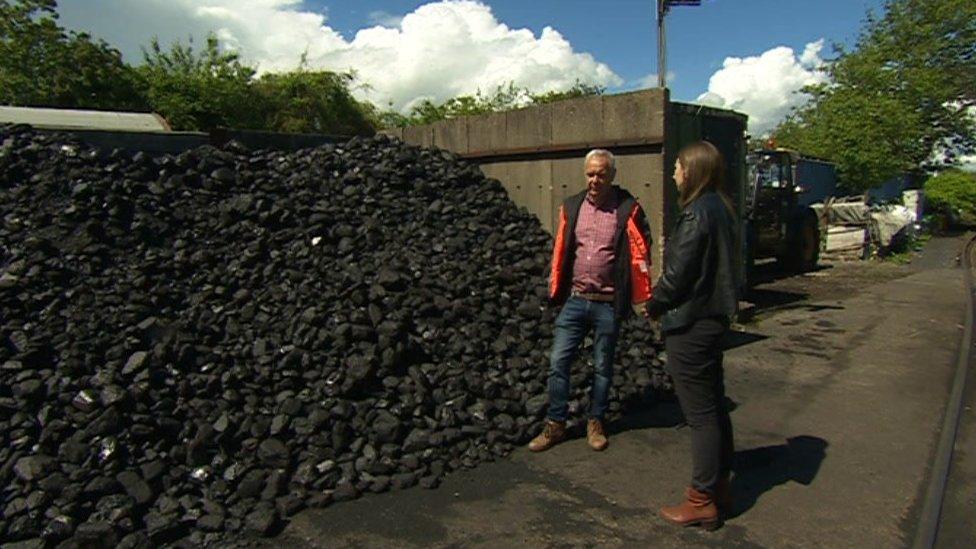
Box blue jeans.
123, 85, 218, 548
547, 296, 621, 422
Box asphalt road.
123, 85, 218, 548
265, 235, 971, 548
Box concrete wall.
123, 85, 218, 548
0, 105, 170, 131
389, 88, 671, 269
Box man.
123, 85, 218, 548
528, 149, 653, 452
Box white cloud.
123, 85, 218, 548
632, 71, 676, 90
55, 0, 621, 112
694, 40, 829, 136
368, 10, 404, 28
799, 40, 826, 68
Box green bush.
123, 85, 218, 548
253, 70, 376, 136
924, 170, 976, 227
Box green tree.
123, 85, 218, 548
371, 106, 411, 129
772, 0, 976, 192
403, 83, 527, 126
136, 34, 260, 131
529, 81, 605, 105
381, 81, 604, 128
774, 87, 928, 190
924, 170, 976, 226
138, 37, 379, 134
0, 0, 145, 109
253, 68, 376, 136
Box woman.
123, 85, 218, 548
646, 140, 738, 530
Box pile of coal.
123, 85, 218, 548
0, 124, 669, 546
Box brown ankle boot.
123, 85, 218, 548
586, 418, 608, 451
660, 487, 720, 530
528, 420, 566, 452
714, 476, 732, 515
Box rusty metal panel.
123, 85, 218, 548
665, 101, 747, 232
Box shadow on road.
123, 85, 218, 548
608, 398, 686, 435
739, 291, 846, 322
721, 329, 768, 351
744, 287, 807, 310
739, 262, 839, 321
609, 395, 741, 437
730, 435, 829, 519
750, 261, 833, 286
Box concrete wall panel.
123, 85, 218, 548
614, 153, 666, 270
481, 163, 512, 201
498, 163, 524, 210
379, 127, 403, 141
403, 125, 433, 148
551, 95, 604, 146
603, 89, 666, 143
537, 160, 554, 231
501, 160, 552, 228
550, 158, 585, 233
506, 104, 552, 150
394, 91, 749, 276
468, 111, 507, 153
431, 119, 468, 153
480, 163, 508, 189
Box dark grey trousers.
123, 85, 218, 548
664, 316, 734, 494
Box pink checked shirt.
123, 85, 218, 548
571, 194, 618, 294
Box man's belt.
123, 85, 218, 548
571, 290, 615, 302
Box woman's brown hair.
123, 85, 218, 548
677, 140, 735, 215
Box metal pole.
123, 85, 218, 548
657, 0, 667, 89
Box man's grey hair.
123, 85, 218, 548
585, 149, 615, 170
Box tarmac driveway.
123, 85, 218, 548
267, 236, 969, 548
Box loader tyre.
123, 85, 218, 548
779, 212, 820, 272
744, 224, 758, 287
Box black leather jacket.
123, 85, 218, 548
646, 191, 739, 333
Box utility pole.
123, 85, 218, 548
656, 0, 701, 89
657, 0, 667, 88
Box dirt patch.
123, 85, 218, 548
742, 234, 967, 322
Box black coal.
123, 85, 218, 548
0, 124, 669, 546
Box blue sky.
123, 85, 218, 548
56, 0, 889, 133
305, 0, 886, 102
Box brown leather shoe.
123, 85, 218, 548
586, 418, 608, 451
660, 487, 720, 531
528, 420, 566, 452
